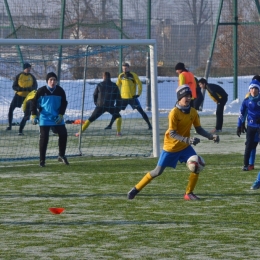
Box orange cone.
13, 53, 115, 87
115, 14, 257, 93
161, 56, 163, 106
49, 207, 65, 214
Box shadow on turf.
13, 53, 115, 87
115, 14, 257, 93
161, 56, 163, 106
0, 219, 255, 226
0, 192, 259, 199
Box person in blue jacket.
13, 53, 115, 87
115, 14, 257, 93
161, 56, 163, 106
240, 75, 260, 171
237, 79, 260, 171
31, 72, 68, 167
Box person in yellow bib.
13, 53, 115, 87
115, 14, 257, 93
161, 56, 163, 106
18, 90, 37, 135
6, 62, 37, 131
127, 85, 220, 201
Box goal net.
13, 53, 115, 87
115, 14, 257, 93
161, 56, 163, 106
0, 39, 159, 162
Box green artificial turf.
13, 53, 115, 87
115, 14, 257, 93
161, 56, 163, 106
0, 154, 260, 259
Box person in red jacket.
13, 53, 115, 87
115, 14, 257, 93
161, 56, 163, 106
175, 62, 197, 108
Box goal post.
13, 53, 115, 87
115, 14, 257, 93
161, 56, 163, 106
0, 39, 160, 160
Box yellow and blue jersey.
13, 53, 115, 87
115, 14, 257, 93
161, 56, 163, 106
163, 107, 201, 152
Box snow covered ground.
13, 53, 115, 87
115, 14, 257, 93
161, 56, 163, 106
0, 74, 254, 124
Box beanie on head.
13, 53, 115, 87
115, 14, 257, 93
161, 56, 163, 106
248, 79, 260, 92
175, 62, 185, 71
46, 72, 58, 83
176, 85, 192, 101
23, 62, 31, 70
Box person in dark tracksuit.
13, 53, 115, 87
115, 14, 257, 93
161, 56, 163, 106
6, 62, 37, 131
31, 72, 68, 167
198, 78, 228, 132
75, 72, 122, 137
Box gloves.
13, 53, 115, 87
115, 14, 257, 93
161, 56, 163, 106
188, 137, 200, 146
133, 95, 140, 99
212, 135, 219, 143
237, 126, 242, 137
209, 134, 220, 143
31, 115, 39, 125
55, 114, 63, 124
241, 122, 247, 133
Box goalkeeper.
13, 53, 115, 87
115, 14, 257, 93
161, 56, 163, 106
18, 90, 57, 136
127, 85, 220, 201
31, 72, 68, 167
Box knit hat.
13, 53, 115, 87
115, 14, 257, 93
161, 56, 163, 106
248, 79, 260, 91
23, 62, 31, 70
46, 72, 58, 82
122, 62, 130, 67
175, 62, 185, 71
176, 85, 192, 101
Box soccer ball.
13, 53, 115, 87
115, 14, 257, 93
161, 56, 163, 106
186, 155, 205, 173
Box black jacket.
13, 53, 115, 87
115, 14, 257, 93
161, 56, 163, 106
93, 79, 121, 107
206, 83, 228, 103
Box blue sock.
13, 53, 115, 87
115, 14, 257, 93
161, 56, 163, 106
249, 149, 256, 165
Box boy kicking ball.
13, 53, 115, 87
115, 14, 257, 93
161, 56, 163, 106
127, 85, 220, 200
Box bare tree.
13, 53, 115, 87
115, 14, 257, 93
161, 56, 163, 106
213, 0, 260, 73
181, 0, 212, 67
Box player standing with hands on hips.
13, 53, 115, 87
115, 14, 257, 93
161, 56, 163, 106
127, 85, 220, 201
31, 72, 69, 167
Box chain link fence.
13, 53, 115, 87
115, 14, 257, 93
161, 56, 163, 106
1, 0, 260, 80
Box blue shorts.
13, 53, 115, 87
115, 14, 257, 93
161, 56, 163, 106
157, 146, 196, 168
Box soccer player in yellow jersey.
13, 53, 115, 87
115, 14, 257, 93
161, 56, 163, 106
127, 85, 220, 200
104, 63, 152, 130
6, 62, 37, 131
